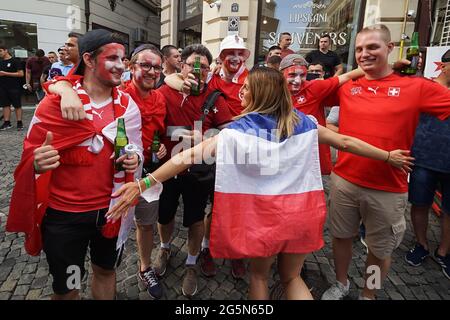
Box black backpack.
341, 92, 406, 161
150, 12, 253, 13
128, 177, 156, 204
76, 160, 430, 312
188, 90, 224, 183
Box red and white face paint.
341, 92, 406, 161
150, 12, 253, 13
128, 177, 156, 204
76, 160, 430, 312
283, 65, 307, 95
93, 43, 125, 86
221, 49, 246, 74
132, 50, 162, 91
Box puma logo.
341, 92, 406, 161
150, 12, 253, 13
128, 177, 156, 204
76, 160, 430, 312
368, 86, 379, 95
92, 109, 104, 119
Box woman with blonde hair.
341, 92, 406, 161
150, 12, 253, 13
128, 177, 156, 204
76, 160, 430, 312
107, 67, 413, 300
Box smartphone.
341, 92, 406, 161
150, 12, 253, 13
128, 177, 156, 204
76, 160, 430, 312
306, 73, 321, 81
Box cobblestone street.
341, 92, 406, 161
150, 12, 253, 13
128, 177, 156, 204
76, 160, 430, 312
0, 109, 449, 300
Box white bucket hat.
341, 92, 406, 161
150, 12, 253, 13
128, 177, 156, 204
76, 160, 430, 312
219, 35, 251, 60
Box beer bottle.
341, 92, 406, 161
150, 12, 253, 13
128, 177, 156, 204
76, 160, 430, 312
401, 32, 420, 75
151, 130, 160, 164
114, 118, 129, 171
191, 56, 202, 96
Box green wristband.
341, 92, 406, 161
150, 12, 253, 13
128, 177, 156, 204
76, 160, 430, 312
143, 176, 151, 189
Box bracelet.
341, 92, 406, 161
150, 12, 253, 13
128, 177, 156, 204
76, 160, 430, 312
148, 173, 160, 184
143, 176, 151, 189
136, 178, 143, 194
385, 151, 391, 162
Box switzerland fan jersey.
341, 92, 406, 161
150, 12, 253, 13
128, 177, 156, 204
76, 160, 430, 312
208, 66, 248, 116
157, 84, 233, 161
292, 77, 340, 174
334, 73, 450, 193
48, 99, 115, 212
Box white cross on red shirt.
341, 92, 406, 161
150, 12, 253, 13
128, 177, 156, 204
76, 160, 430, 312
388, 87, 401, 97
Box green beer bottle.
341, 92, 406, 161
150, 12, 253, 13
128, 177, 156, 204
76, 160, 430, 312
114, 118, 129, 171
191, 56, 202, 96
151, 130, 160, 164
401, 32, 420, 75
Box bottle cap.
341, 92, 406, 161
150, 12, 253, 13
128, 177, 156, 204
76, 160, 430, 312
125, 144, 138, 156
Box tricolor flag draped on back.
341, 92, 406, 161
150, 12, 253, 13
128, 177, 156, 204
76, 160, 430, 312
210, 111, 327, 259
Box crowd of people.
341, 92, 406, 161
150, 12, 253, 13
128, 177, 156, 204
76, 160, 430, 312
4, 24, 450, 301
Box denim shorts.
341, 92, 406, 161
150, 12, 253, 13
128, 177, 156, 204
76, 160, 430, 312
408, 166, 450, 215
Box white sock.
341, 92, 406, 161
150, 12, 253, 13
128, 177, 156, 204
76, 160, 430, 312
201, 237, 210, 250
186, 254, 198, 266
160, 242, 170, 249
338, 279, 350, 290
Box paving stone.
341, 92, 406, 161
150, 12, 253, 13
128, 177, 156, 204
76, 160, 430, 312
0, 292, 12, 300
17, 274, 34, 285
13, 285, 29, 296
25, 289, 42, 300
31, 276, 48, 289
0, 267, 12, 282
387, 290, 405, 300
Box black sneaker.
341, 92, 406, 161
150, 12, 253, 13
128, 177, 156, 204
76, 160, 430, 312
0, 122, 12, 131
17, 121, 24, 131
434, 249, 450, 280
138, 267, 163, 300
405, 243, 429, 266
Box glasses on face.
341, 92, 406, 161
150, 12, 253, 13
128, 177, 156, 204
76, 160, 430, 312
134, 62, 162, 73
184, 62, 210, 72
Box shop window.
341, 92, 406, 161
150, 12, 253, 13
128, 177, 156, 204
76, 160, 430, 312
178, 0, 202, 48
257, 0, 364, 70
0, 19, 38, 58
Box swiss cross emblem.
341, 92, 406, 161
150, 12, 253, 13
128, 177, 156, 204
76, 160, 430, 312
213, 107, 219, 114
388, 87, 401, 97
297, 95, 306, 104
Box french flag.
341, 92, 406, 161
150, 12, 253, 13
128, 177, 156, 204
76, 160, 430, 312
210, 111, 327, 259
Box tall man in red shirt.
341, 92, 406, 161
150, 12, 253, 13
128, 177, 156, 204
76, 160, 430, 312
321, 24, 450, 300
155, 44, 233, 297
7, 29, 140, 300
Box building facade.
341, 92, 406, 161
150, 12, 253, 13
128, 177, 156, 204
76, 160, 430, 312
0, 0, 161, 58
161, 0, 447, 69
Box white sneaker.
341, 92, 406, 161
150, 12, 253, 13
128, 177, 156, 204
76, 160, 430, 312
321, 280, 350, 300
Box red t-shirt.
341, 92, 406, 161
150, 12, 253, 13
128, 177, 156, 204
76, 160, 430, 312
48, 99, 115, 212
157, 84, 233, 161
124, 82, 166, 165
26, 56, 51, 84
281, 48, 295, 59
334, 73, 450, 193
208, 68, 248, 116
292, 77, 340, 174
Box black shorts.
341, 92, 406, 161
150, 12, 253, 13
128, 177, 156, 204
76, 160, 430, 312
0, 87, 22, 108
41, 207, 121, 295
158, 173, 214, 227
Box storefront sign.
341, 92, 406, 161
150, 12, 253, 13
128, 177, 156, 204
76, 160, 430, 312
14, 49, 28, 58
261, 0, 357, 50
183, 0, 202, 20
424, 46, 450, 79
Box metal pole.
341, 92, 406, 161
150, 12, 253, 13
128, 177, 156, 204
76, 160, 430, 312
399, 0, 410, 60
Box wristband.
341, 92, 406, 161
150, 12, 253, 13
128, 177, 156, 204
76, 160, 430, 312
136, 178, 143, 194
148, 173, 160, 184
143, 176, 151, 189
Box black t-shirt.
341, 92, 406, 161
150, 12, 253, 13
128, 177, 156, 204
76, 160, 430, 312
155, 72, 166, 89
0, 57, 22, 90
305, 50, 341, 79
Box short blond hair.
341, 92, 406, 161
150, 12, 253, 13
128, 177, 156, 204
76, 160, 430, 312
358, 24, 392, 43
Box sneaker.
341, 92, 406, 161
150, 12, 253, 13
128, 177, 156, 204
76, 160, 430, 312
138, 267, 163, 300
0, 122, 12, 130
154, 247, 171, 277
321, 280, 350, 300
198, 248, 216, 277
434, 249, 450, 280
182, 264, 198, 297
405, 243, 429, 266
231, 259, 246, 279
17, 121, 24, 131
